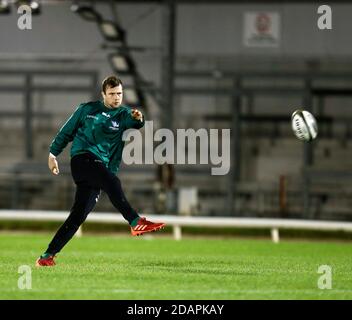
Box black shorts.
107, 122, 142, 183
71, 152, 116, 188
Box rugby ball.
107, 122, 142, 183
291, 109, 318, 141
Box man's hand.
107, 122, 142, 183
131, 109, 143, 122
48, 153, 59, 175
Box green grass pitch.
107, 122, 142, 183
0, 233, 351, 299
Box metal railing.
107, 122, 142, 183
1, 210, 352, 242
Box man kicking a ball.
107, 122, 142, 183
36, 75, 165, 267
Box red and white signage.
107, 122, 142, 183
243, 12, 281, 47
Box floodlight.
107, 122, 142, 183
70, 4, 102, 22
99, 21, 125, 42
109, 53, 136, 74
124, 88, 139, 105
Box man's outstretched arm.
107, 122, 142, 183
125, 108, 145, 129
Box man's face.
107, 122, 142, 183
102, 84, 123, 108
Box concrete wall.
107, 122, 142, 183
0, 3, 351, 56
0, 2, 350, 101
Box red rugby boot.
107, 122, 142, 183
131, 217, 165, 236
35, 254, 56, 267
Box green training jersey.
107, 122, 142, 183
49, 100, 145, 174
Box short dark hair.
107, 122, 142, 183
102, 76, 123, 93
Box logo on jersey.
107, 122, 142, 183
102, 112, 111, 118
109, 121, 120, 131
87, 114, 98, 120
